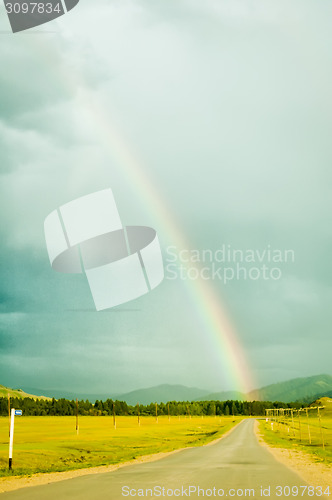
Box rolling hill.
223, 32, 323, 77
196, 375, 332, 403
311, 396, 332, 408
248, 374, 332, 403
0, 384, 51, 400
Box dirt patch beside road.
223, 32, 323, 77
255, 420, 332, 491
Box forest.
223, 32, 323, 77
0, 397, 303, 417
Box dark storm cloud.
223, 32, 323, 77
0, 0, 331, 394
0, 43, 72, 122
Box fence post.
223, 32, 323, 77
291, 409, 295, 437
287, 409, 290, 435
305, 408, 311, 444
317, 407, 325, 450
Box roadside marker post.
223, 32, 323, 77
9, 408, 22, 470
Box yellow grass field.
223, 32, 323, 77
0, 415, 242, 477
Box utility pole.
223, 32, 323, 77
76, 398, 79, 435
8, 394, 10, 437
113, 402, 116, 429
137, 403, 140, 426
155, 403, 158, 423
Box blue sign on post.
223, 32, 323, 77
14, 410, 22, 416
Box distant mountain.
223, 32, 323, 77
197, 375, 332, 404
299, 389, 332, 405
114, 384, 211, 406
19, 384, 210, 404
20, 387, 117, 402
313, 389, 332, 400
195, 390, 246, 402
7, 374, 332, 405
248, 374, 332, 403
0, 384, 50, 400
193, 375, 332, 404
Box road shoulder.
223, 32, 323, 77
255, 419, 332, 490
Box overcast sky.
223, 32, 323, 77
0, 0, 331, 397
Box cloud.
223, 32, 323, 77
0, 0, 331, 393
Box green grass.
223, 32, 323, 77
259, 407, 332, 464
0, 415, 242, 477
0, 386, 34, 400
0, 385, 50, 400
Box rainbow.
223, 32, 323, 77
77, 91, 255, 396
27, 35, 256, 397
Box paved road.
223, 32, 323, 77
1, 420, 320, 499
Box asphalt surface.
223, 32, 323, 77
1, 419, 320, 499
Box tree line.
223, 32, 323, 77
0, 397, 304, 417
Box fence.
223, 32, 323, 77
265, 406, 327, 449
